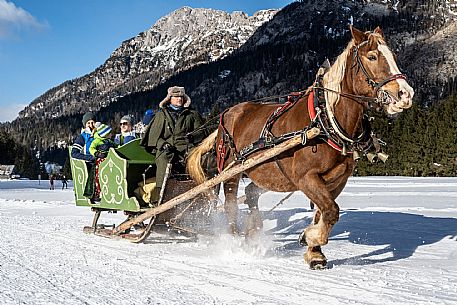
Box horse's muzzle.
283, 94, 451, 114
385, 81, 414, 114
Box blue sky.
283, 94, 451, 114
0, 0, 294, 122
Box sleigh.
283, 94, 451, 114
69, 139, 214, 242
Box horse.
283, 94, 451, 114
186, 26, 414, 269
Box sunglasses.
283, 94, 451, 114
120, 122, 130, 126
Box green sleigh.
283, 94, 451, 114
69, 138, 155, 212
69, 137, 219, 242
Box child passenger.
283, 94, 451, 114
84, 124, 117, 202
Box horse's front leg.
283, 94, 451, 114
299, 173, 340, 247
223, 175, 241, 234
300, 164, 353, 268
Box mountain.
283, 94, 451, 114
18, 7, 277, 120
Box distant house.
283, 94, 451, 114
0, 165, 15, 179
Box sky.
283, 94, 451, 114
0, 0, 295, 123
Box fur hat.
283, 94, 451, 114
96, 123, 112, 138
82, 112, 96, 126
120, 115, 132, 124
159, 86, 191, 108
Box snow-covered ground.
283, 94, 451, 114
0, 177, 456, 304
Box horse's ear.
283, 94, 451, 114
373, 26, 385, 39
350, 25, 367, 45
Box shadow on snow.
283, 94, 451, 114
261, 208, 457, 266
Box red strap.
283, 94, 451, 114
216, 137, 226, 173
308, 91, 316, 120
307, 90, 353, 154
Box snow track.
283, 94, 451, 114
0, 178, 456, 304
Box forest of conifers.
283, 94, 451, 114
1, 91, 456, 178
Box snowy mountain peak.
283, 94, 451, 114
112, 7, 277, 57
19, 7, 277, 119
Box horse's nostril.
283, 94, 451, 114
398, 90, 409, 99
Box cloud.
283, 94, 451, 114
0, 0, 47, 39
0, 102, 26, 122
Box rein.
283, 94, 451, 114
186, 92, 306, 139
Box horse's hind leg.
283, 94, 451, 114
223, 175, 241, 234
244, 182, 265, 238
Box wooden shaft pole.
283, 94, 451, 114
113, 127, 320, 234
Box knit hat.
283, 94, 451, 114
120, 115, 132, 124
159, 86, 191, 108
96, 123, 112, 138
82, 112, 96, 126
142, 109, 154, 125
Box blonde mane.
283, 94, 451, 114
322, 39, 355, 111
322, 32, 385, 111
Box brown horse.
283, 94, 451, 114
186, 26, 414, 269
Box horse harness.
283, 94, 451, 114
217, 92, 311, 173
216, 41, 407, 172
218, 91, 362, 171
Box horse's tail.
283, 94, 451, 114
187, 129, 218, 184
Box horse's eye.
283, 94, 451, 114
368, 55, 377, 61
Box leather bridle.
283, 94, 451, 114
352, 40, 407, 106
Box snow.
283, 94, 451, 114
0, 177, 456, 304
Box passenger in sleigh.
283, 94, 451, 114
114, 115, 137, 146
140, 86, 209, 200
83, 124, 118, 202
71, 112, 97, 163
134, 109, 155, 138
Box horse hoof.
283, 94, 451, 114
298, 231, 307, 247
309, 260, 327, 270
228, 223, 239, 235
245, 228, 261, 240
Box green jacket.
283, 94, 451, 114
141, 106, 207, 154
89, 133, 117, 157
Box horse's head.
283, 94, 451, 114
350, 26, 414, 115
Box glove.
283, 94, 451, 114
186, 133, 194, 144
95, 151, 107, 159
160, 143, 175, 153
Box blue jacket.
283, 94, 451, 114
114, 131, 136, 146
71, 129, 96, 162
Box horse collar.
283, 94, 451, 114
308, 87, 372, 155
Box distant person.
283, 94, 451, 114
84, 124, 117, 202
61, 175, 68, 190
49, 175, 55, 190
71, 112, 97, 162
114, 115, 136, 146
